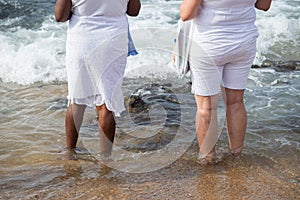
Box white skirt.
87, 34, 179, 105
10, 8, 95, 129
66, 14, 128, 115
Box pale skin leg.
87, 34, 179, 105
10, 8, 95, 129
195, 94, 219, 160
222, 87, 247, 154
195, 87, 247, 160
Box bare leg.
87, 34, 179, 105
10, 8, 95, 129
65, 103, 86, 150
96, 104, 115, 158
195, 94, 219, 161
223, 88, 246, 154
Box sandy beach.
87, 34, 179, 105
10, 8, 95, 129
1, 145, 298, 199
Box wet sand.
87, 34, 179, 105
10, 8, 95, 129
0, 146, 298, 200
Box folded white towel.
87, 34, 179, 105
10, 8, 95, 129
173, 19, 195, 78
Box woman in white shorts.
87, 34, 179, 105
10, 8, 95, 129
55, 0, 141, 159
180, 0, 272, 162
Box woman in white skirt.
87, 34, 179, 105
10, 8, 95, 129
55, 0, 141, 159
180, 0, 271, 163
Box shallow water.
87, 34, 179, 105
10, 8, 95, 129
1, 153, 298, 199
0, 75, 299, 199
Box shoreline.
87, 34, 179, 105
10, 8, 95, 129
0, 147, 298, 200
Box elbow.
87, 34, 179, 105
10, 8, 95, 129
127, 10, 140, 17
180, 11, 194, 22
179, 8, 189, 21
180, 17, 189, 22
180, 13, 190, 22
54, 13, 70, 22
262, 7, 270, 11
180, 4, 198, 21
54, 9, 63, 22
55, 17, 67, 22
54, 9, 71, 22
257, 6, 270, 11
134, 10, 141, 16
54, 12, 64, 22
255, 3, 271, 11
180, 5, 188, 21
55, 16, 64, 22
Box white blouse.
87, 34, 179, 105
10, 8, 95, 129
193, 0, 259, 49
202, 0, 257, 9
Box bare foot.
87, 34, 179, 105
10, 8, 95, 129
59, 148, 77, 160
97, 153, 113, 166
197, 151, 218, 165
229, 144, 243, 155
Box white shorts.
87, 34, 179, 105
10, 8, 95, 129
189, 33, 257, 96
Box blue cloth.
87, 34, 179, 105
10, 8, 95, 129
128, 28, 138, 57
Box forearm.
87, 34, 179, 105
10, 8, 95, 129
55, 0, 72, 22
180, 0, 202, 21
255, 0, 272, 11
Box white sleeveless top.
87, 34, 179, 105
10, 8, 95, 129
71, 0, 129, 17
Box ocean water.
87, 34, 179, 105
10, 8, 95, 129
0, 0, 299, 199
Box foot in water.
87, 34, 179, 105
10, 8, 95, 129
97, 153, 113, 165
197, 151, 218, 165
58, 148, 77, 160
197, 149, 244, 165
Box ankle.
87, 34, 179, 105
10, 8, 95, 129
198, 150, 217, 164
229, 144, 243, 154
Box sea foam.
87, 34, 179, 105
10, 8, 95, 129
0, 0, 298, 85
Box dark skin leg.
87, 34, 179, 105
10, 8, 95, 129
64, 103, 115, 159
65, 103, 86, 150
96, 104, 115, 157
